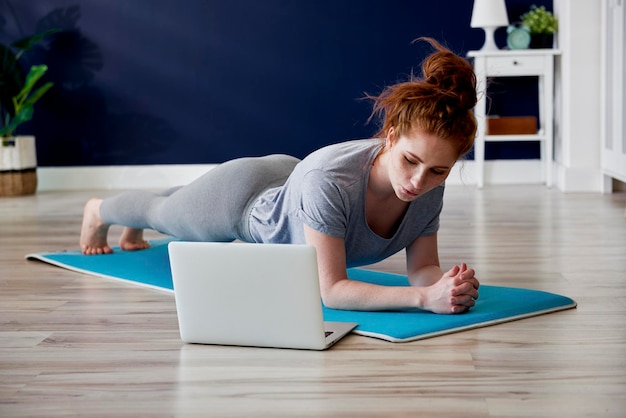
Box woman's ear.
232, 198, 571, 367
385, 127, 396, 148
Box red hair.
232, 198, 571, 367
367, 38, 477, 158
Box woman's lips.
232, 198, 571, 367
402, 187, 419, 197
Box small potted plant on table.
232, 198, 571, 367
521, 5, 558, 49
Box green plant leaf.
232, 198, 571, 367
9, 105, 33, 127
0, 44, 24, 116
15, 65, 48, 105
11, 29, 61, 51
0, 104, 32, 136
1, 65, 52, 137
23, 82, 53, 108
520, 5, 558, 34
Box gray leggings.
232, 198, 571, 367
100, 154, 300, 242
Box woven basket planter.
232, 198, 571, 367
1, 136, 38, 196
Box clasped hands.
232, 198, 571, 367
426, 263, 480, 314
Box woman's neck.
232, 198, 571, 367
368, 150, 394, 199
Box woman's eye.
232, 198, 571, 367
404, 156, 417, 165
431, 169, 446, 176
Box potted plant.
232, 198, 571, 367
0, 30, 56, 196
520, 5, 558, 49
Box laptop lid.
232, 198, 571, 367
168, 241, 356, 350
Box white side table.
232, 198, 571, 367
468, 49, 561, 188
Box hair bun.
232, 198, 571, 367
420, 39, 477, 111
366, 37, 478, 158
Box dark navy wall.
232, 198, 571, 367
0, 0, 551, 166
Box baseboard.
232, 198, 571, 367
37, 164, 217, 191
554, 163, 604, 192
36, 160, 549, 191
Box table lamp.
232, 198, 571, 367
471, 0, 509, 51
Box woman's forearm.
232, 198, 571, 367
322, 264, 479, 314
321, 278, 425, 311
408, 264, 444, 287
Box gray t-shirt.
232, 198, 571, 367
248, 138, 444, 267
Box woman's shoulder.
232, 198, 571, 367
288, 138, 380, 191
316, 137, 381, 153
304, 138, 382, 166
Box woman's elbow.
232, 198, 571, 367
319, 282, 346, 310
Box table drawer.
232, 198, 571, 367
485, 55, 547, 76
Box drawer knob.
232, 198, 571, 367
513, 60, 519, 65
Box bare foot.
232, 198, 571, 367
80, 198, 113, 255
119, 227, 150, 251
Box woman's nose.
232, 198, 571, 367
411, 168, 426, 188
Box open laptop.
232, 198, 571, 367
168, 241, 357, 350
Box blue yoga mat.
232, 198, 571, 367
27, 238, 576, 342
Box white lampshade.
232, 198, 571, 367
471, 0, 509, 51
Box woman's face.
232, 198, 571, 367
385, 127, 458, 202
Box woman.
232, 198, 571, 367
80, 37, 480, 314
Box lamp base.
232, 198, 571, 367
478, 26, 500, 51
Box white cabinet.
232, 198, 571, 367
601, 0, 626, 191
468, 49, 561, 188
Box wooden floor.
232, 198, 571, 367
1, 185, 625, 417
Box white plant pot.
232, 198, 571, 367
0, 135, 38, 196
